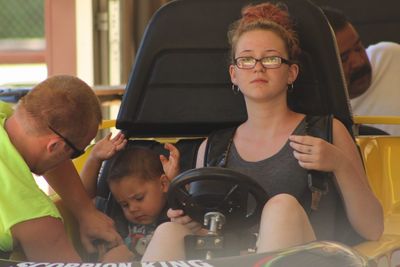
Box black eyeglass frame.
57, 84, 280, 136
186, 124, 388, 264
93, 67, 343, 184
48, 125, 85, 159
234, 56, 292, 69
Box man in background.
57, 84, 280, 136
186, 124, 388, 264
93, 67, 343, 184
322, 7, 400, 135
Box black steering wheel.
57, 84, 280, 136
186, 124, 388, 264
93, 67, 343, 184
168, 167, 269, 231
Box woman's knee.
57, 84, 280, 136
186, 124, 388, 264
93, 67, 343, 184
258, 194, 315, 249
261, 193, 309, 222
263, 193, 301, 212
154, 222, 192, 239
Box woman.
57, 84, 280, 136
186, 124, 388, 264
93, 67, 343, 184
142, 2, 383, 261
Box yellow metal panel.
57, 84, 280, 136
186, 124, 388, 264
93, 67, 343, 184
354, 116, 400, 125
356, 136, 400, 215
349, 137, 400, 264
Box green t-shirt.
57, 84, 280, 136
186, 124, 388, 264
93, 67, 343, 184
0, 102, 61, 252
0, 101, 13, 118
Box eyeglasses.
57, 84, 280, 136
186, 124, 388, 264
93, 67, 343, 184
234, 56, 291, 69
48, 125, 85, 159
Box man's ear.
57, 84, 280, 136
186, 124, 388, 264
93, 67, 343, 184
160, 174, 170, 193
46, 137, 62, 154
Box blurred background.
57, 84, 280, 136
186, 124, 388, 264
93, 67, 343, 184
0, 0, 172, 193
0, 0, 171, 87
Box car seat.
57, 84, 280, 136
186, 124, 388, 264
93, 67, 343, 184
95, 0, 354, 246
117, 0, 352, 137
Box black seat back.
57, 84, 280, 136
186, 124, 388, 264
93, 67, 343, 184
117, 0, 352, 138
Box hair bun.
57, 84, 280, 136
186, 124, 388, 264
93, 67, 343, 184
242, 3, 292, 33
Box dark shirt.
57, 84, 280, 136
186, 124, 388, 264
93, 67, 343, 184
124, 204, 169, 260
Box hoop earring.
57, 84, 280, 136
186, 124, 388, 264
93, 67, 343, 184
287, 83, 294, 93
232, 84, 240, 95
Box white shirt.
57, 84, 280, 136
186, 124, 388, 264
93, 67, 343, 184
351, 42, 400, 135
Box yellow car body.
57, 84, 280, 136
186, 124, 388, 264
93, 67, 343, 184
353, 117, 400, 266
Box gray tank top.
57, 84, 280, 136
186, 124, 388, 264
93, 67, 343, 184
225, 118, 311, 212
207, 116, 363, 244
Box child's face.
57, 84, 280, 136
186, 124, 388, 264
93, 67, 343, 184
109, 175, 169, 225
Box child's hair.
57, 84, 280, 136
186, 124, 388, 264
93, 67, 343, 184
107, 147, 164, 183
228, 2, 300, 62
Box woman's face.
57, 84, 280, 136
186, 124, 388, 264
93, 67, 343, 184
229, 29, 298, 103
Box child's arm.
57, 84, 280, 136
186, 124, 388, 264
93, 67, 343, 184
160, 143, 180, 180
81, 132, 127, 198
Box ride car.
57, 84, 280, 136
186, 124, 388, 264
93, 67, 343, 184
1, 0, 400, 266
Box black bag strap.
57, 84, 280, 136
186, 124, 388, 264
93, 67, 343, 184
204, 127, 236, 167
305, 114, 334, 210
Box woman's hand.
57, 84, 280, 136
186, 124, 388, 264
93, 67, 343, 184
167, 208, 205, 234
289, 135, 344, 172
160, 143, 181, 180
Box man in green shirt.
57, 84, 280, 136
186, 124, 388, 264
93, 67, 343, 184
0, 75, 123, 262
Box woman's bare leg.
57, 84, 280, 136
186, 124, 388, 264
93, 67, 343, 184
141, 222, 192, 262
256, 193, 316, 253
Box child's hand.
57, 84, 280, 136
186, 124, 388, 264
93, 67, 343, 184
91, 132, 127, 161
167, 208, 203, 234
160, 143, 180, 180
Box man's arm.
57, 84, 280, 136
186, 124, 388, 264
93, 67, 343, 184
11, 216, 81, 262
43, 159, 123, 253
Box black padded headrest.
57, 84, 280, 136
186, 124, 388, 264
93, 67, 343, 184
117, 0, 352, 138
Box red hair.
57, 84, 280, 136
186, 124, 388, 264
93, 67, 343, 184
228, 3, 300, 62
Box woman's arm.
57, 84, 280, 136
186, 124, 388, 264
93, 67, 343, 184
289, 119, 383, 240
329, 119, 383, 240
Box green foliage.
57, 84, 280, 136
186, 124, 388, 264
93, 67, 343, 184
0, 0, 44, 39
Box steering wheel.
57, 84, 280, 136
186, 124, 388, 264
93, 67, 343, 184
168, 167, 269, 231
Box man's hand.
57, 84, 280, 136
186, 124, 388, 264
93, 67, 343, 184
78, 208, 123, 253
